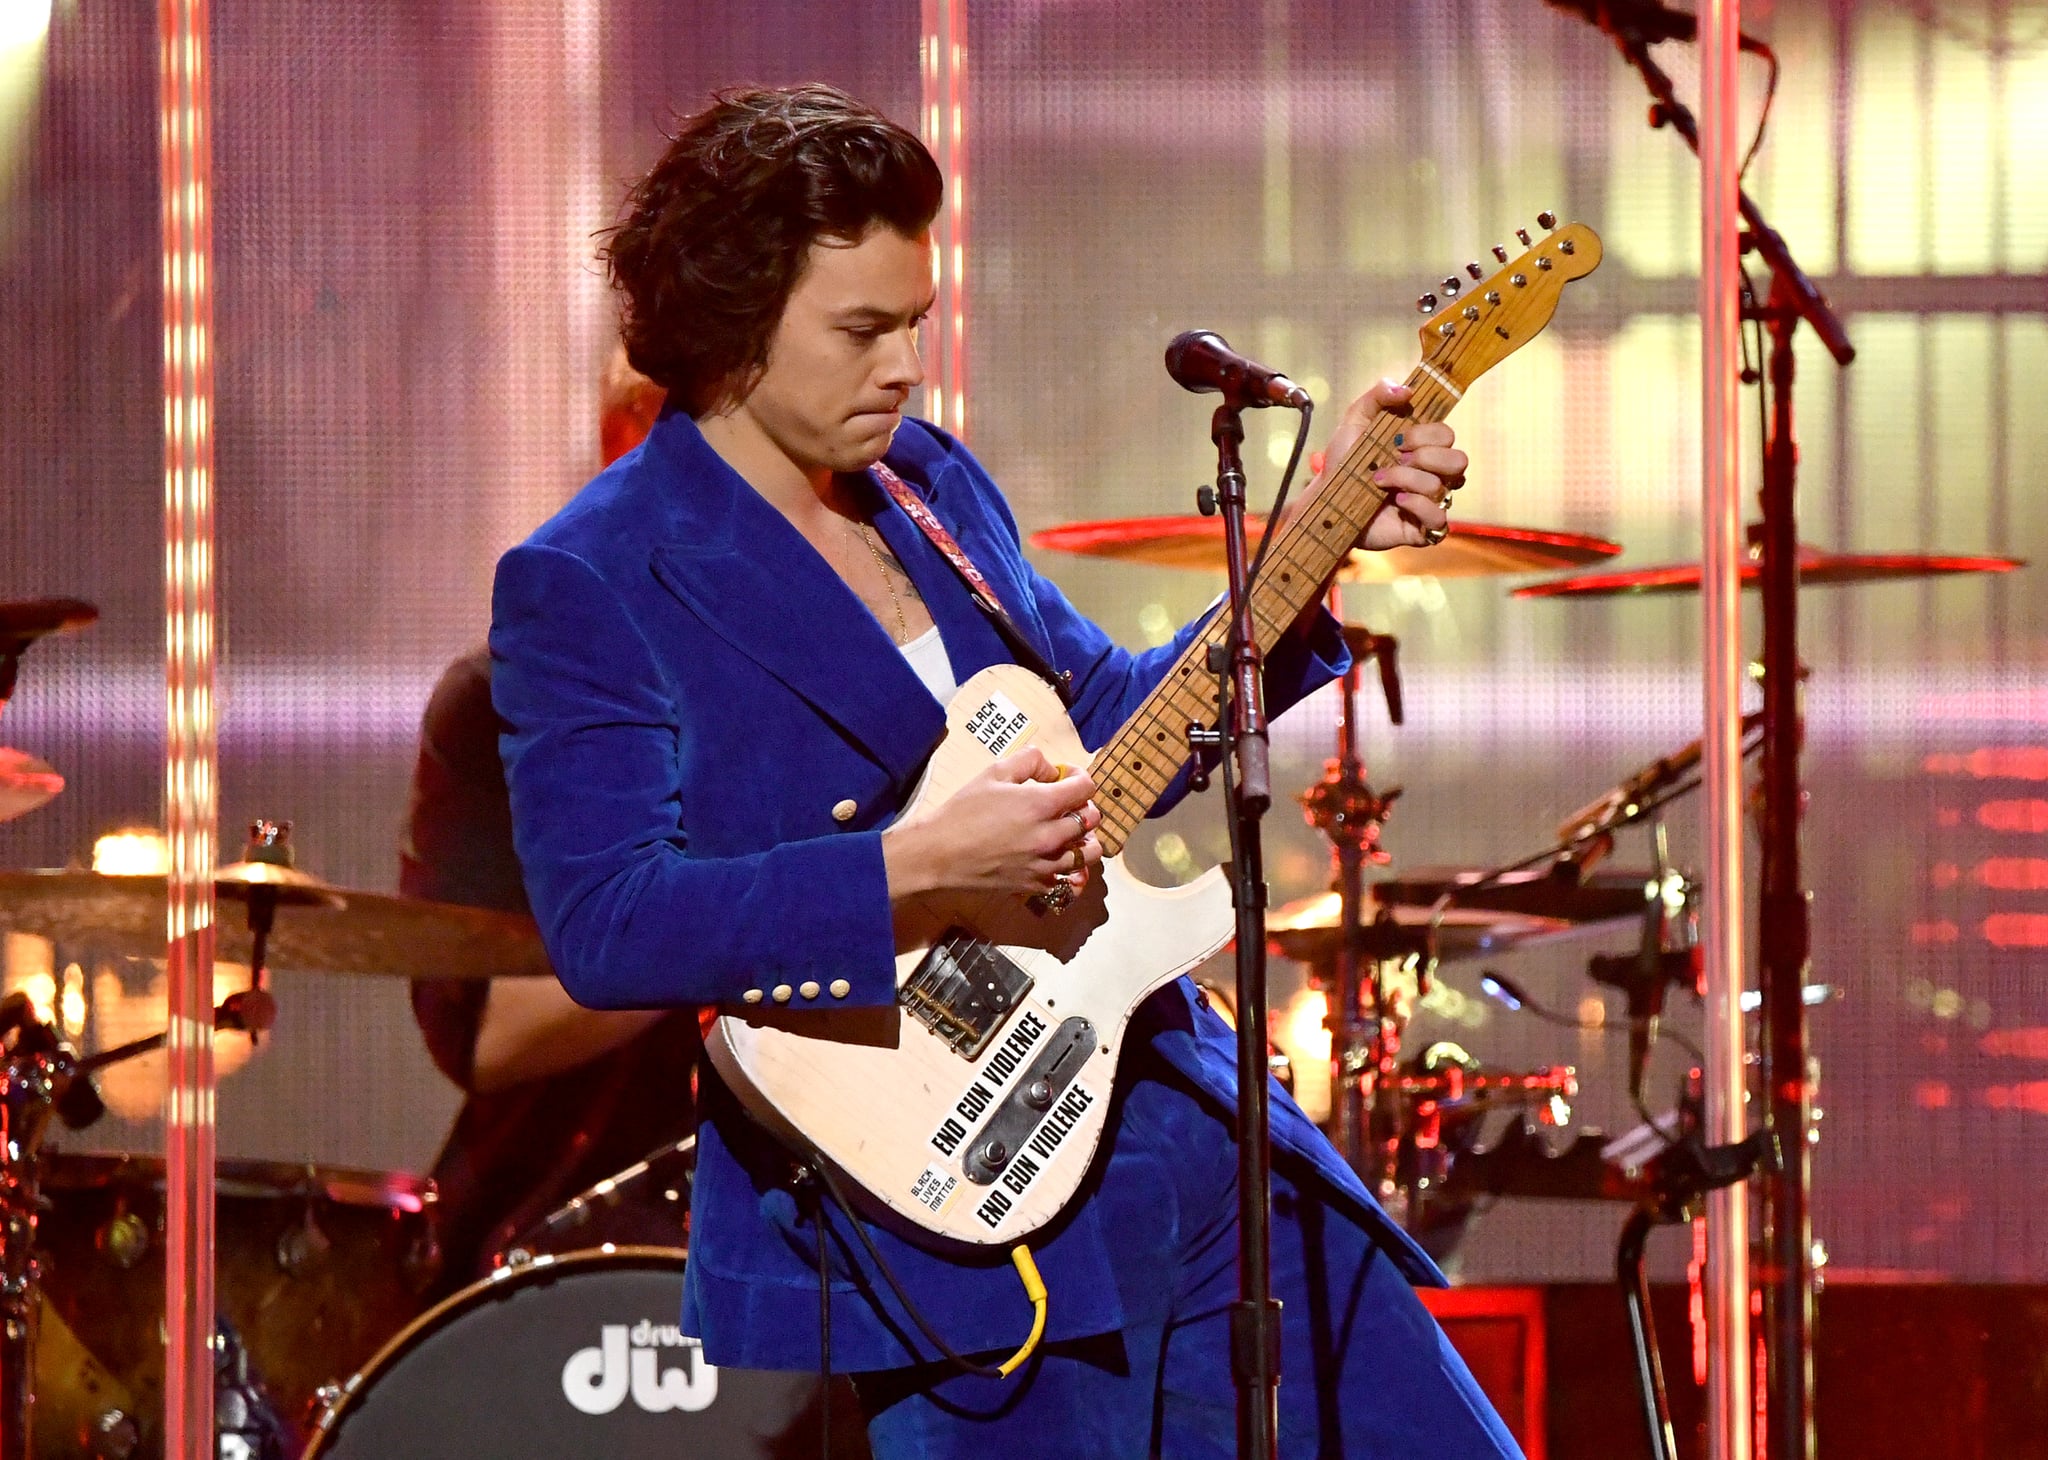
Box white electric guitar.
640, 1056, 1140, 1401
708, 218, 1603, 1246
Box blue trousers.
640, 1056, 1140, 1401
853, 1060, 1523, 1459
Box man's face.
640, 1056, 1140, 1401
729, 226, 934, 477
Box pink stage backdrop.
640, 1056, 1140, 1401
0, 0, 2040, 1283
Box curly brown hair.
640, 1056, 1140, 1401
603, 85, 942, 416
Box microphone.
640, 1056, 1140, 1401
1164, 331, 1311, 410
1542, 0, 1771, 54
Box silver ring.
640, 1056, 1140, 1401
1066, 809, 1087, 837
1038, 878, 1076, 914
1422, 525, 1449, 546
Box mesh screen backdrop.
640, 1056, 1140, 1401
0, 0, 2040, 1282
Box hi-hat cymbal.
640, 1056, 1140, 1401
1266, 889, 1571, 966
0, 749, 63, 823
1512, 544, 2024, 599
0, 870, 550, 980
1029, 516, 1622, 582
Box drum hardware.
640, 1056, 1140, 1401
497, 1135, 698, 1267
211, 1316, 293, 1460
1295, 616, 1405, 1188
273, 1202, 333, 1280
34, 1151, 439, 1457
0, 944, 432, 1456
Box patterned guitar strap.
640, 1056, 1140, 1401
870, 462, 1075, 709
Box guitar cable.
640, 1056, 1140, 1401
802, 1152, 1049, 1382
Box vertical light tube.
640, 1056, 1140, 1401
1698, 4, 1751, 1460
919, 0, 967, 439
158, 2, 217, 1456
563, 0, 604, 467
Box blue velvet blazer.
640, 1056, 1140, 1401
489, 409, 1444, 1372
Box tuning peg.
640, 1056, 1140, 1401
1515, 227, 1532, 246
1465, 261, 1484, 280
1417, 292, 1438, 315
1442, 276, 1462, 298
1492, 245, 1509, 264
1537, 210, 1557, 231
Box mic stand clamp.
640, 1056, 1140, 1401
1201, 399, 1281, 1460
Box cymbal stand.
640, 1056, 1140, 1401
231, 820, 299, 1046
1297, 617, 1404, 1194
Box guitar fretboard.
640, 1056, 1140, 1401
1091, 365, 1459, 854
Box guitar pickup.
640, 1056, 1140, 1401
961, 1017, 1098, 1185
900, 931, 1034, 1060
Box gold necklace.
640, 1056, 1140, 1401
855, 518, 910, 644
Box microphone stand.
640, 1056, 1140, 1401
1199, 397, 1280, 1460
1595, 21, 1855, 1460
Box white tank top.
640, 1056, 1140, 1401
898, 624, 958, 705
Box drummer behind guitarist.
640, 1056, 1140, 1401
492, 86, 1518, 1457
402, 347, 699, 1296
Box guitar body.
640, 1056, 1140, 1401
708, 663, 1235, 1247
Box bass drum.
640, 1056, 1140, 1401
303, 1246, 869, 1459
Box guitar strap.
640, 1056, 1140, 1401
870, 462, 1075, 708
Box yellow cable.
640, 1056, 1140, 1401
994, 1244, 1049, 1377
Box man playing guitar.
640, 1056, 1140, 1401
491, 83, 1519, 1458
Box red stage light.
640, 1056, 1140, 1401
1981, 1082, 2048, 1114
1979, 1027, 2048, 1060
1982, 913, 2048, 949
1976, 799, 2048, 834
1927, 748, 2048, 780
1974, 858, 2048, 890
1912, 1081, 1952, 1109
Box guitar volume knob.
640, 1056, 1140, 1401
1024, 1079, 1054, 1110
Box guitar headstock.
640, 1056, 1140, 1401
1414, 213, 1602, 394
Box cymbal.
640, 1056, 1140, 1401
1512, 544, 2024, 599
1029, 516, 1622, 582
1372, 865, 1664, 930
1267, 889, 1571, 966
216, 859, 346, 908
0, 748, 63, 823
0, 870, 550, 980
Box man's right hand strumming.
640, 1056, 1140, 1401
882, 747, 1102, 901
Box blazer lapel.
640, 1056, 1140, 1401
643, 415, 947, 790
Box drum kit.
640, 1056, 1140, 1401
0, 512, 2023, 1456
1026, 509, 2025, 1264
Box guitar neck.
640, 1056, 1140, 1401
1092, 363, 1459, 855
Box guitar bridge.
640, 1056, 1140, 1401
900, 931, 1033, 1060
